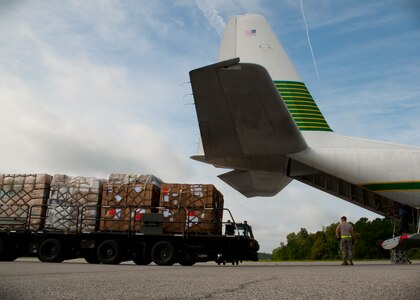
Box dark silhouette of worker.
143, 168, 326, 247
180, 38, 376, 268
399, 205, 410, 235
243, 220, 251, 236
225, 220, 235, 235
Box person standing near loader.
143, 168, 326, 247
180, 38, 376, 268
336, 216, 354, 265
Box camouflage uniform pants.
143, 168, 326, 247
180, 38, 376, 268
340, 238, 353, 261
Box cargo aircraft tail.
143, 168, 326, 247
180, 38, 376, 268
189, 14, 420, 223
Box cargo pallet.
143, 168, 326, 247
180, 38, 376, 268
0, 205, 259, 266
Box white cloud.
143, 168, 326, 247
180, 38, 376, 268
195, 0, 227, 36
295, 1, 384, 30
194, 0, 267, 36
0, 2, 194, 181
68, 0, 127, 41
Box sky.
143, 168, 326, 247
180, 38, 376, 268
1, 0, 420, 253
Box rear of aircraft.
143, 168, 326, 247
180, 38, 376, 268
190, 13, 420, 219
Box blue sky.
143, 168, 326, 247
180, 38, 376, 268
1, 0, 419, 253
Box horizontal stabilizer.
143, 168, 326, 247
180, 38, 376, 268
218, 169, 292, 198
189, 58, 307, 171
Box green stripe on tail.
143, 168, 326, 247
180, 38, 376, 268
362, 181, 420, 192
274, 81, 332, 132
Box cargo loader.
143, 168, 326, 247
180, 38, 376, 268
381, 215, 420, 264
0, 173, 259, 265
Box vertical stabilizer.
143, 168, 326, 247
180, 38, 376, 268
219, 14, 332, 132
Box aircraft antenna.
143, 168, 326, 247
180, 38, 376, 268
299, 0, 320, 80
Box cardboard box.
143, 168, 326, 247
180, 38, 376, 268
159, 207, 222, 235
159, 184, 224, 234
99, 174, 161, 232
0, 174, 52, 231
160, 184, 222, 208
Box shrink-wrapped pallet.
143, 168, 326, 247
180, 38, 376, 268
159, 184, 223, 234
0, 174, 52, 231
99, 173, 162, 232
106, 173, 162, 187
45, 175, 102, 232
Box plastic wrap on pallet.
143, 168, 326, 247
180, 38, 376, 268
45, 175, 102, 232
106, 173, 163, 187
0, 174, 52, 231
99, 174, 161, 232
159, 183, 224, 235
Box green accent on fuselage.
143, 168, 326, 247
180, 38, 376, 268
362, 181, 420, 192
274, 81, 332, 132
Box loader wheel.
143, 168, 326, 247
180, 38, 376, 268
132, 255, 152, 265
84, 251, 100, 264
132, 243, 152, 265
97, 240, 122, 265
38, 238, 64, 263
0, 238, 4, 256
179, 251, 196, 266
151, 241, 176, 266
0, 238, 18, 262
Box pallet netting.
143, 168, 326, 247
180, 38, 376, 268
99, 174, 162, 232
45, 175, 102, 232
158, 207, 222, 235
159, 184, 224, 234
0, 174, 51, 231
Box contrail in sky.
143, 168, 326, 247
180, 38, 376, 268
300, 0, 320, 80
195, 0, 226, 37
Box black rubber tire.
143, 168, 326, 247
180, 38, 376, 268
97, 240, 122, 265
0, 252, 18, 261
151, 241, 176, 266
132, 243, 152, 265
132, 255, 152, 265
84, 251, 100, 264
38, 238, 64, 263
179, 251, 196, 266
0, 238, 18, 262
0, 237, 4, 257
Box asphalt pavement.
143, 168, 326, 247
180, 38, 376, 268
0, 259, 419, 299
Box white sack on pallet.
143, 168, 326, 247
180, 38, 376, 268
45, 175, 102, 232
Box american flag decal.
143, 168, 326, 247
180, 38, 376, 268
245, 29, 256, 36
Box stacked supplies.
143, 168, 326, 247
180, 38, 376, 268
0, 174, 52, 231
45, 175, 102, 232
159, 183, 224, 234
100, 173, 162, 232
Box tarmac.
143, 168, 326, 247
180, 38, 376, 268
0, 259, 419, 299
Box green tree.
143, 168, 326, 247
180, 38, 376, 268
272, 242, 287, 260
353, 217, 393, 259
271, 217, 409, 261
309, 231, 326, 260
322, 223, 340, 259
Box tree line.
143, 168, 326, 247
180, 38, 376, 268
271, 217, 420, 260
